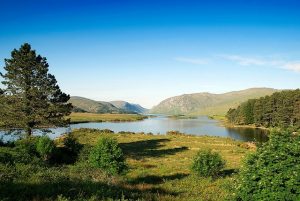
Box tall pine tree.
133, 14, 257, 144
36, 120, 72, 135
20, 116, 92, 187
0, 43, 72, 136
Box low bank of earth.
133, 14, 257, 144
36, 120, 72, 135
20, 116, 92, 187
209, 115, 270, 131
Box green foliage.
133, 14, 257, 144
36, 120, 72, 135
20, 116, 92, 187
191, 149, 225, 177
63, 135, 82, 155
0, 148, 14, 164
0, 163, 17, 182
227, 89, 300, 129
36, 136, 55, 161
0, 128, 246, 201
52, 135, 83, 164
89, 136, 127, 175
1, 138, 43, 165
0, 43, 72, 136
15, 137, 38, 155
235, 130, 300, 200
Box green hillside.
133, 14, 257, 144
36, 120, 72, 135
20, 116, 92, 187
150, 88, 279, 116
69, 96, 126, 114
69, 97, 148, 114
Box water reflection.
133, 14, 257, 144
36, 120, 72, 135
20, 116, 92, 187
226, 127, 269, 142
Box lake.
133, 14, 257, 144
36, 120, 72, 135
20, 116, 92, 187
1, 115, 268, 142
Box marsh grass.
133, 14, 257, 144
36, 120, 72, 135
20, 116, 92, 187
69, 113, 147, 123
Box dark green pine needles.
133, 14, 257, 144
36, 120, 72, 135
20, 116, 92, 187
0, 43, 72, 136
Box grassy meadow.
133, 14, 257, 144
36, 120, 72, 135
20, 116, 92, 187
69, 113, 147, 123
73, 129, 250, 201
0, 128, 254, 201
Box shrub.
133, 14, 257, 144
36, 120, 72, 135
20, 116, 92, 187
52, 135, 83, 164
36, 136, 55, 161
0, 148, 14, 164
99, 129, 114, 134
0, 163, 17, 182
191, 149, 225, 177
234, 130, 300, 200
89, 136, 127, 175
63, 135, 82, 155
15, 137, 39, 156
13, 137, 42, 163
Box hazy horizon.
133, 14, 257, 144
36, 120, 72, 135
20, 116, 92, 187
1, 0, 300, 108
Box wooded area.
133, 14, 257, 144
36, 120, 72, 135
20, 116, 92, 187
226, 89, 300, 129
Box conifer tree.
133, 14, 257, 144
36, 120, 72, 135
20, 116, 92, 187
0, 43, 72, 136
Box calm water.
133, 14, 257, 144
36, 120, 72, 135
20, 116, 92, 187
0, 116, 268, 142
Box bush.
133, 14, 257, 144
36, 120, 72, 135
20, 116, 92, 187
191, 149, 225, 177
15, 137, 39, 156
234, 130, 300, 200
63, 135, 82, 155
0, 148, 14, 164
0, 163, 17, 182
89, 136, 127, 175
36, 136, 55, 161
52, 135, 83, 164
13, 137, 42, 163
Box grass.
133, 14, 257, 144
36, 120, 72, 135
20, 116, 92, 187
208, 115, 226, 121
72, 129, 250, 200
0, 129, 252, 201
69, 112, 148, 123
168, 115, 197, 119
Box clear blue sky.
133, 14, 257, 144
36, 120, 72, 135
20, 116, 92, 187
1, 0, 300, 108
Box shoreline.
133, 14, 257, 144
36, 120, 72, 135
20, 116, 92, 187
69, 113, 148, 124
209, 115, 270, 131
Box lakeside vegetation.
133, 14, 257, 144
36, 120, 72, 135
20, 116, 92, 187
208, 115, 227, 121
2, 128, 299, 200
69, 113, 148, 123
226, 89, 300, 131
168, 114, 197, 119
1, 128, 249, 201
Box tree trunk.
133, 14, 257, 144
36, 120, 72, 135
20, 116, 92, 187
25, 126, 32, 137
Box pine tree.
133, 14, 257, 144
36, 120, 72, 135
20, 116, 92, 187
0, 43, 72, 136
227, 89, 300, 130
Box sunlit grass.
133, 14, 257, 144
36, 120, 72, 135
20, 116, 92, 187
1, 128, 251, 200
68, 112, 147, 123
71, 129, 250, 201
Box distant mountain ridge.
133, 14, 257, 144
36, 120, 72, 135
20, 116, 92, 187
150, 88, 279, 116
69, 96, 148, 114
110, 101, 148, 114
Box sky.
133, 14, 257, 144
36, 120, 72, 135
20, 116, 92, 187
0, 0, 300, 108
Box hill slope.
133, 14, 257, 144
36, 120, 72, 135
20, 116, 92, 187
110, 101, 148, 114
69, 97, 126, 114
69, 97, 148, 114
150, 88, 278, 116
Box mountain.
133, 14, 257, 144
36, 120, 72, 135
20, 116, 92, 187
110, 101, 148, 114
69, 96, 126, 114
69, 97, 148, 114
150, 88, 279, 116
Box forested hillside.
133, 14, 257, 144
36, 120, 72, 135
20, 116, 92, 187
226, 89, 300, 128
